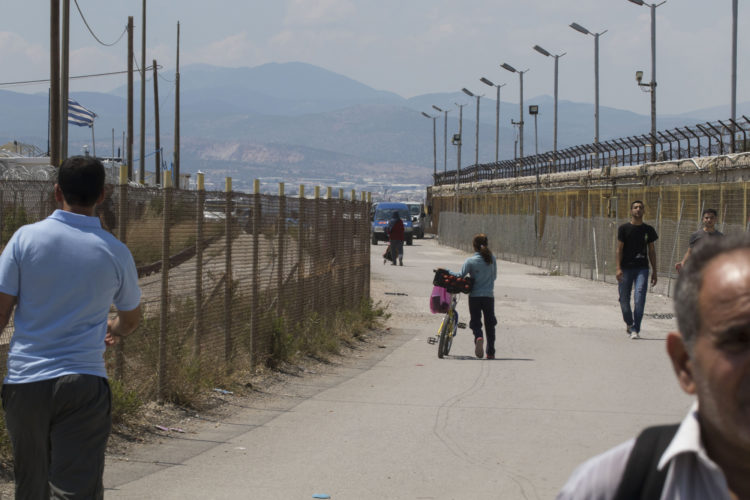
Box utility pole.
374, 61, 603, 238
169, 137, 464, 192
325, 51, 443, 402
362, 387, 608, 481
731, 0, 738, 151
61, 0, 70, 160
139, 0, 147, 184
50, 0, 60, 167
127, 16, 134, 180
174, 21, 180, 189
153, 60, 161, 186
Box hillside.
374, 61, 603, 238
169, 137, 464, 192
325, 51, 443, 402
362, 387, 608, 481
2, 62, 748, 194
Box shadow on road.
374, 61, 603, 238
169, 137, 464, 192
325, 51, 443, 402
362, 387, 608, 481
440, 355, 535, 362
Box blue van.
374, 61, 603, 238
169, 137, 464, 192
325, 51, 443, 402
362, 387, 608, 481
371, 202, 414, 246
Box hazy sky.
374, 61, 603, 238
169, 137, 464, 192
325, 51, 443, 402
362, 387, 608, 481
1, 1, 746, 115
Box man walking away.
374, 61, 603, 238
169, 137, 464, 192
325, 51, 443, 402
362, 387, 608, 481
675, 208, 723, 272
615, 200, 658, 339
557, 234, 750, 500
0, 156, 142, 499
386, 211, 405, 266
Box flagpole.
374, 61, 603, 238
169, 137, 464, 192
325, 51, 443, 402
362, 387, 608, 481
91, 122, 96, 158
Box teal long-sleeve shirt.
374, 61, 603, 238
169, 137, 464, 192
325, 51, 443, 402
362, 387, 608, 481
452, 252, 497, 297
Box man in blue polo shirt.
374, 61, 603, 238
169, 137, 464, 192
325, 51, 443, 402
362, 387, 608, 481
0, 156, 142, 499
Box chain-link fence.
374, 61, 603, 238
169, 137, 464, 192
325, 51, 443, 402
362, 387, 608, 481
0, 177, 371, 401
435, 155, 750, 299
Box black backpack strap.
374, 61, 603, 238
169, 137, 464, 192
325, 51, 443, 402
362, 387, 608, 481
613, 424, 679, 500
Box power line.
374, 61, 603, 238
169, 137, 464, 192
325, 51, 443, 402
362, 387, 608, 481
73, 0, 127, 47
0, 65, 162, 88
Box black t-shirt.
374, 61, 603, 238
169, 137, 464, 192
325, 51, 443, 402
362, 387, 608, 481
618, 222, 658, 269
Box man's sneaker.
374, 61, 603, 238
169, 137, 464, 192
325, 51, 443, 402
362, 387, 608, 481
626, 325, 632, 335
475, 337, 484, 359
399, 259, 403, 266
486, 354, 495, 360
630, 331, 640, 340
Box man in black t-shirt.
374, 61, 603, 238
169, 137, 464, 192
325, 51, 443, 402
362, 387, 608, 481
616, 200, 658, 339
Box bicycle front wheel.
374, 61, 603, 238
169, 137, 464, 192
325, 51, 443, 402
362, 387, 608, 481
437, 315, 450, 359
443, 318, 456, 356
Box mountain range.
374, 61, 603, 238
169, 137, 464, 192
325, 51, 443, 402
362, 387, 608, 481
1, 61, 747, 195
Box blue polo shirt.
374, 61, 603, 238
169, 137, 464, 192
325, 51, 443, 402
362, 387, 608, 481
0, 210, 141, 384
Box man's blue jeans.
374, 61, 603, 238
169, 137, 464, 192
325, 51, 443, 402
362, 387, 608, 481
618, 267, 649, 333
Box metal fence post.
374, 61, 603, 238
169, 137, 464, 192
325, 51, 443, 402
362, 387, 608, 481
194, 173, 205, 357
158, 170, 172, 403
251, 179, 260, 368
326, 187, 333, 316
362, 191, 370, 303
667, 199, 685, 297
298, 184, 305, 321
277, 183, 286, 319
224, 177, 232, 364
114, 165, 128, 381
338, 188, 346, 308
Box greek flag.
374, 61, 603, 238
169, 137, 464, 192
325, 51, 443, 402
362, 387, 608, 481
68, 98, 96, 127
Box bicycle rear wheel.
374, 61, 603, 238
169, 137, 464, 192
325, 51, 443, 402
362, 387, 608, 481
437, 315, 450, 359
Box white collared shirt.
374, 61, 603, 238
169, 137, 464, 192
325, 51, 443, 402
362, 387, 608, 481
556, 403, 733, 500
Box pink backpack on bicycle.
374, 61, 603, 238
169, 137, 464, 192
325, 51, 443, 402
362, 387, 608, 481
429, 285, 451, 314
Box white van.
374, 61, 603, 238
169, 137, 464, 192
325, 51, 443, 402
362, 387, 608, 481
404, 201, 426, 239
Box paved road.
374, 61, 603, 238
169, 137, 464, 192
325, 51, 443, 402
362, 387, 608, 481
104, 236, 691, 499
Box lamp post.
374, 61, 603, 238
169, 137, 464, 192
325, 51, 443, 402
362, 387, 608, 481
529, 104, 540, 238
570, 22, 607, 148
432, 105, 449, 172
462, 88, 481, 166
529, 105, 540, 180
452, 103, 466, 211
501, 63, 529, 160
480, 77, 506, 163
628, 0, 666, 162
421, 112, 437, 176
533, 45, 566, 169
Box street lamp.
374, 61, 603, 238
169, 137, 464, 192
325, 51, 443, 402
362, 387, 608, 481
432, 105, 449, 172
501, 62, 529, 160
570, 22, 607, 147
533, 44, 566, 168
480, 77, 506, 163
529, 105, 540, 171
421, 111, 438, 176
628, 0, 666, 163
462, 88, 482, 166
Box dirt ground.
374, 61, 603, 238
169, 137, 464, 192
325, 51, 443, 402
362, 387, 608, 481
0, 324, 393, 498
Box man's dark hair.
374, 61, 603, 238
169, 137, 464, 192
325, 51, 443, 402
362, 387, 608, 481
631, 200, 644, 209
702, 208, 718, 217
674, 233, 750, 348
57, 156, 105, 207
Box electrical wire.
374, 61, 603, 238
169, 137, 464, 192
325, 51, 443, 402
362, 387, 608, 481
73, 0, 127, 47
0, 65, 162, 88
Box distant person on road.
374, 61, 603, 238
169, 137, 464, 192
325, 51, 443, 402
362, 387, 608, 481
386, 211, 405, 266
616, 200, 658, 339
0, 156, 142, 499
675, 208, 723, 272
451, 234, 497, 359
557, 233, 750, 500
